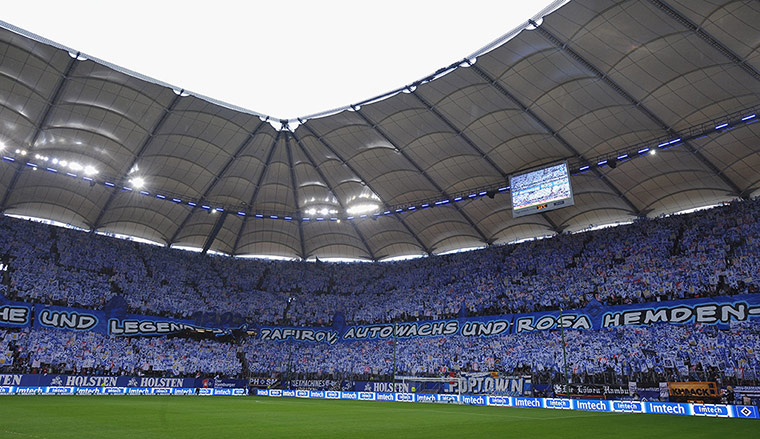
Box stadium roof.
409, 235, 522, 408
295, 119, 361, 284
0, 0, 759, 261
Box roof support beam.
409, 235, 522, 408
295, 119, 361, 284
297, 122, 432, 255
467, 62, 642, 218
91, 93, 182, 232
232, 131, 281, 256
201, 210, 228, 254
290, 130, 377, 261
1, 56, 78, 211
283, 132, 307, 259
408, 92, 507, 177
647, 0, 760, 82
350, 107, 491, 244
410, 89, 564, 234
530, 20, 744, 198
169, 120, 266, 245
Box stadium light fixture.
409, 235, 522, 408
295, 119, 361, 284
346, 203, 379, 215
129, 177, 146, 189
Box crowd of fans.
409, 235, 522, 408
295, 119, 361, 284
0, 198, 759, 387
241, 321, 759, 387
0, 327, 241, 378
2, 199, 759, 327
3, 320, 757, 388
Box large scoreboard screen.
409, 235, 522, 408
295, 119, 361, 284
510, 162, 574, 218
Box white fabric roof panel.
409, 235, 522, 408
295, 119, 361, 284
0, 0, 759, 260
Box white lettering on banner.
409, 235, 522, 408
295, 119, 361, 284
450, 375, 530, 396
65, 376, 117, 387
515, 315, 591, 333
648, 403, 686, 415
173, 389, 195, 396
461, 320, 510, 337
603, 303, 748, 328
514, 398, 541, 408
576, 400, 607, 411
545, 399, 571, 409
45, 387, 70, 394
692, 404, 730, 417
259, 328, 339, 345
611, 401, 644, 413
39, 310, 97, 331
16, 387, 42, 394
462, 395, 486, 405
109, 319, 198, 336
76, 387, 101, 395
344, 321, 459, 341
371, 382, 409, 393
488, 396, 510, 406
0, 306, 28, 324
0, 375, 22, 386
416, 394, 437, 403
439, 394, 460, 403
139, 378, 184, 388
129, 388, 151, 395
103, 387, 124, 394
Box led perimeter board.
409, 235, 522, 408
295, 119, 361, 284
510, 162, 574, 218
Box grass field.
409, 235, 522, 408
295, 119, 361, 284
0, 395, 753, 438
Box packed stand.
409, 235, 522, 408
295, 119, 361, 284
242, 321, 760, 387
0, 327, 242, 378
0, 199, 759, 327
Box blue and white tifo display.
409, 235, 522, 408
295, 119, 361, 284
255, 389, 759, 419
510, 162, 574, 218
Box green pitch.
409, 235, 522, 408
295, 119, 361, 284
0, 396, 753, 438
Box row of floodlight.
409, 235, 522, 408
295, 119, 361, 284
574, 113, 756, 175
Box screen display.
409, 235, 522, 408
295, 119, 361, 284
510, 162, 574, 218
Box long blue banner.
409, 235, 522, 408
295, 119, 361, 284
258, 294, 760, 344
2, 294, 760, 340
0, 298, 32, 328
